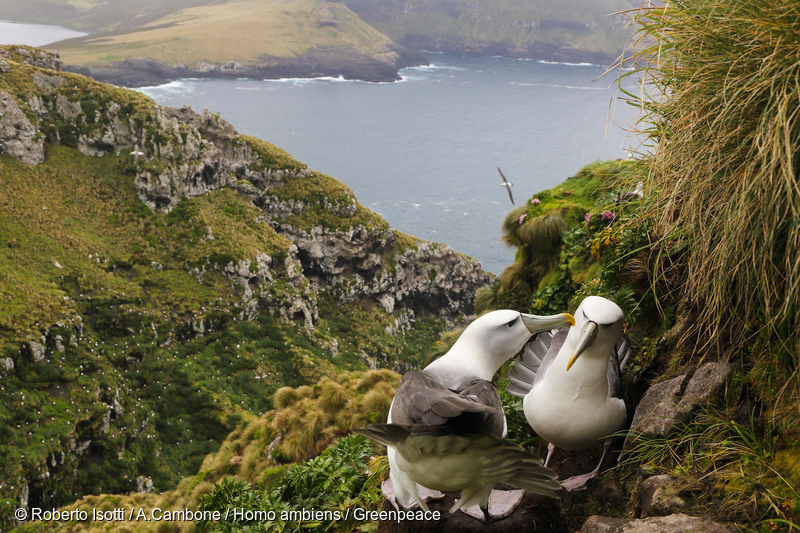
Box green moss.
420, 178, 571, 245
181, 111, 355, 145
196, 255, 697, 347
238, 135, 306, 172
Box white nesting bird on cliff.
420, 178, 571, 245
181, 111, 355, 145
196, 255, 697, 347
506, 296, 632, 491
355, 309, 574, 520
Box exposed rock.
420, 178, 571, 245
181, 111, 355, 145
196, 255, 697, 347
624, 361, 738, 451
678, 360, 738, 413
637, 475, 686, 517
623, 374, 686, 450
30, 71, 65, 93
0, 90, 45, 164
580, 513, 735, 533
135, 476, 154, 493
14, 47, 63, 71
0, 59, 9, 73
29, 340, 47, 362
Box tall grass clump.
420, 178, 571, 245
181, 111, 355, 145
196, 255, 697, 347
623, 0, 800, 410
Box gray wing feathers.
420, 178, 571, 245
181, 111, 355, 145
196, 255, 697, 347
615, 334, 633, 372
357, 425, 561, 499
506, 328, 567, 398
482, 445, 561, 498
608, 334, 633, 399
393, 371, 500, 425
353, 424, 411, 448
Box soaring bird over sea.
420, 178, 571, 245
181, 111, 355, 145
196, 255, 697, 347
355, 310, 574, 520
497, 167, 515, 205
506, 296, 632, 491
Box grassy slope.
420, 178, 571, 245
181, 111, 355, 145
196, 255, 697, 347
0, 49, 449, 520
345, 0, 635, 57
5, 0, 396, 67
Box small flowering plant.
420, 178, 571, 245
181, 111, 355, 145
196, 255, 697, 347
584, 210, 616, 230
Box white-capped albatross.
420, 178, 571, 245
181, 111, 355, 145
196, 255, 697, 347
355, 309, 574, 520
506, 296, 632, 491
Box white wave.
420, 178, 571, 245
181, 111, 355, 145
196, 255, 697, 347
235, 86, 261, 91
515, 82, 604, 90
137, 79, 196, 93
538, 60, 601, 67
404, 63, 466, 72
265, 75, 361, 84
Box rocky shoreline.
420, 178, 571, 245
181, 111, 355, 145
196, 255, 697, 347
65, 44, 429, 88
61, 39, 624, 88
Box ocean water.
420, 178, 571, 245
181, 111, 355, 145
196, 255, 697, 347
0, 20, 86, 46
139, 55, 637, 275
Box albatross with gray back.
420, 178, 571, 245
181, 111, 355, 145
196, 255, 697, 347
355, 309, 574, 521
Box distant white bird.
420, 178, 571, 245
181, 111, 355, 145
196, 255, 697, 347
497, 167, 515, 205
130, 144, 146, 165
507, 296, 632, 491
615, 181, 644, 204
356, 309, 575, 520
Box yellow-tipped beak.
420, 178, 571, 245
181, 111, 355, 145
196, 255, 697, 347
520, 312, 575, 335
566, 321, 598, 371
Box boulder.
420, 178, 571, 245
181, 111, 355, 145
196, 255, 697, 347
580, 513, 735, 533
624, 361, 738, 451
637, 475, 685, 517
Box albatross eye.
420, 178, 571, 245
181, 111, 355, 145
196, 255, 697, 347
506, 318, 517, 328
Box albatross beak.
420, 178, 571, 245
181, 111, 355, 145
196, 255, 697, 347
566, 321, 598, 371
520, 312, 575, 335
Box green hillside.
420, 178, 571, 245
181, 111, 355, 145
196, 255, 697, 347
0, 45, 486, 525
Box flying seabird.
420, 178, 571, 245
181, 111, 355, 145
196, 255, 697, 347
506, 296, 632, 491
131, 144, 146, 165
355, 310, 574, 521
614, 181, 644, 204
497, 167, 515, 205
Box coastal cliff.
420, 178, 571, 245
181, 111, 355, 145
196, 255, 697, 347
0, 45, 489, 520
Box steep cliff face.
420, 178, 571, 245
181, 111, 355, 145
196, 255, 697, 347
0, 45, 490, 521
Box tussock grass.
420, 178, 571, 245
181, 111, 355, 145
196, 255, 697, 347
621, 0, 800, 411
270, 369, 400, 461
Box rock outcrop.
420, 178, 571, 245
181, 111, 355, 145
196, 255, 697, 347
580, 513, 735, 533
623, 360, 739, 451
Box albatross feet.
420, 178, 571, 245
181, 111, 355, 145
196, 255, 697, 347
559, 472, 598, 492
459, 489, 525, 522
380, 480, 445, 511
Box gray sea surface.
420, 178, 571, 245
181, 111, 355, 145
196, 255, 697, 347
139, 55, 638, 275
0, 19, 86, 46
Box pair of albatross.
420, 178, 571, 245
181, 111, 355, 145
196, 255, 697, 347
355, 296, 630, 520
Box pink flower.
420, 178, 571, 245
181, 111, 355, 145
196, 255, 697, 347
519, 214, 527, 224
584, 212, 592, 225
601, 210, 615, 222
531, 198, 541, 205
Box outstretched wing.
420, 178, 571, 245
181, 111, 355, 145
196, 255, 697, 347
506, 328, 567, 398
354, 424, 561, 503
497, 167, 510, 185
